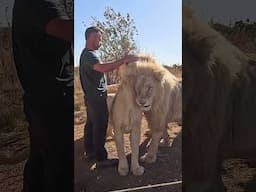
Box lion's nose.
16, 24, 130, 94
136, 99, 146, 106
139, 101, 146, 106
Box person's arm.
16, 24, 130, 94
46, 18, 73, 42
93, 58, 125, 73
93, 55, 140, 73
22, 0, 74, 42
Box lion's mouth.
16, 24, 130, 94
142, 105, 151, 111
136, 99, 152, 111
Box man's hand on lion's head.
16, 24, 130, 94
123, 54, 140, 65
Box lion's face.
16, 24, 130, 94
134, 75, 157, 111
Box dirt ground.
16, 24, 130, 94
74, 108, 256, 192
74, 115, 182, 192
0, 97, 255, 192
222, 159, 256, 192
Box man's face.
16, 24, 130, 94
89, 31, 102, 50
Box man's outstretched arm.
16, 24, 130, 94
93, 55, 139, 73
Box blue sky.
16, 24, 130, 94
75, 0, 182, 66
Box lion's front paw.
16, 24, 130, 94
131, 165, 145, 176
140, 153, 157, 164
118, 165, 129, 176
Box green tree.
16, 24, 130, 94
91, 7, 139, 84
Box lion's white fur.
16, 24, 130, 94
111, 55, 182, 176
111, 79, 143, 176
120, 56, 182, 122
183, 5, 248, 77
182, 5, 256, 191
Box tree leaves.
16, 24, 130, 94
89, 7, 139, 84
92, 7, 138, 62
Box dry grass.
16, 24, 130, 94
0, 27, 28, 192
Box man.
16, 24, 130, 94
79, 26, 139, 163
12, 0, 73, 191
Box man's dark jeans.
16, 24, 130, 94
84, 95, 109, 161
22, 88, 73, 192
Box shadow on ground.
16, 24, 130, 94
74, 133, 182, 192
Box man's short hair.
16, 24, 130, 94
85, 26, 103, 40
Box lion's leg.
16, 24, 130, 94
114, 129, 129, 176
141, 112, 165, 163
184, 154, 225, 192
141, 129, 162, 164
183, 127, 225, 192
130, 124, 144, 176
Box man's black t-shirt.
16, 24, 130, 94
79, 48, 107, 102
12, 0, 73, 108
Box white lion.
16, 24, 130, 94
111, 56, 182, 176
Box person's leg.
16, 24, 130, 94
84, 99, 94, 156
90, 98, 109, 161
22, 96, 44, 192
23, 128, 44, 192
43, 90, 74, 192
43, 121, 74, 192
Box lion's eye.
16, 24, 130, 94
148, 87, 152, 93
